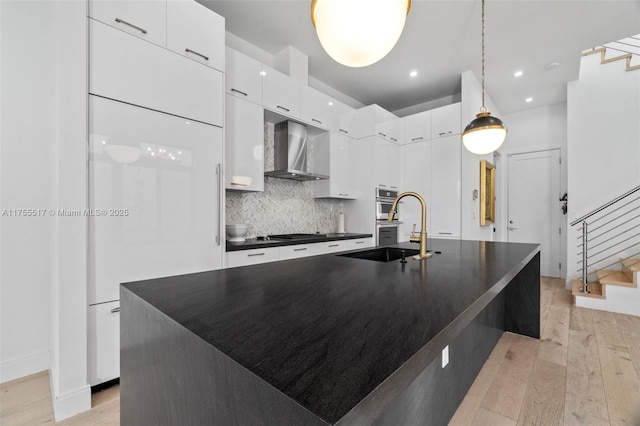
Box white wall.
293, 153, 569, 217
0, 0, 56, 383
0, 0, 90, 420
500, 103, 568, 277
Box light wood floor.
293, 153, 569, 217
1, 278, 639, 425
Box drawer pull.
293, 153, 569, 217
329, 244, 339, 247
438, 232, 452, 235
231, 88, 248, 97
378, 132, 387, 137
248, 252, 266, 257
294, 247, 308, 252
411, 137, 423, 141
312, 118, 322, 124
185, 48, 209, 61
114, 17, 147, 34
277, 105, 290, 112
355, 241, 365, 244
111, 307, 121, 314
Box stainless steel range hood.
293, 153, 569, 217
264, 120, 328, 181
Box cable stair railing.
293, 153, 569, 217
570, 185, 640, 297
582, 34, 640, 72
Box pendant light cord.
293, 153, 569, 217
481, 0, 487, 113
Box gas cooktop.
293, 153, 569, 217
267, 233, 328, 240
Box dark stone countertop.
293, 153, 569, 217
226, 232, 373, 251
122, 239, 539, 425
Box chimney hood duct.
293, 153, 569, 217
264, 120, 328, 181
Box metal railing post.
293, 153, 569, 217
582, 221, 588, 293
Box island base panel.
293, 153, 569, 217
120, 289, 328, 426
505, 252, 540, 339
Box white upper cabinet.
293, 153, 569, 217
375, 137, 401, 190
430, 135, 461, 238
313, 132, 354, 199
225, 95, 264, 192
89, 0, 167, 47
403, 110, 432, 145
347, 104, 397, 139
166, 0, 224, 71
301, 85, 333, 130
431, 103, 462, 139
90, 20, 223, 126
225, 48, 263, 105
376, 117, 404, 144
332, 100, 355, 134
262, 65, 301, 118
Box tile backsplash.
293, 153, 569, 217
225, 122, 345, 238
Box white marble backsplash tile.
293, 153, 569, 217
225, 122, 345, 238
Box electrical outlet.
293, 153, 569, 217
442, 345, 449, 368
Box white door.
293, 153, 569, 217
507, 150, 561, 277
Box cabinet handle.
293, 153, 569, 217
411, 137, 423, 141
378, 132, 387, 137
329, 244, 340, 247
355, 241, 364, 244
391, 186, 398, 189
438, 132, 446, 136
339, 129, 349, 134
248, 252, 266, 257
312, 118, 322, 124
114, 17, 147, 34
231, 88, 248, 97
294, 247, 308, 252
111, 307, 121, 314
438, 232, 452, 235
216, 164, 221, 246
390, 138, 397, 142
379, 184, 387, 187
277, 105, 290, 112
185, 48, 209, 61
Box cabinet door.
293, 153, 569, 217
403, 110, 432, 145
347, 238, 374, 249
431, 103, 462, 139
90, 20, 223, 126
225, 48, 263, 105
88, 301, 120, 386
301, 85, 332, 130
430, 135, 461, 238
226, 248, 280, 267
315, 241, 348, 254
262, 65, 301, 118
402, 141, 431, 241
313, 133, 354, 199
225, 95, 264, 191
89, 96, 223, 305
89, 0, 166, 47
167, 0, 225, 71
375, 138, 401, 190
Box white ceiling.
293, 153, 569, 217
201, 0, 640, 115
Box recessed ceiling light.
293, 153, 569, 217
260, 70, 267, 76
514, 70, 523, 77
409, 70, 418, 78
525, 97, 533, 103
328, 101, 334, 106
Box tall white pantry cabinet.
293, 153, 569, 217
87, 0, 225, 386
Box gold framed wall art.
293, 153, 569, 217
479, 160, 495, 226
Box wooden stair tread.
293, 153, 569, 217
622, 258, 640, 271
572, 279, 605, 299
596, 269, 635, 287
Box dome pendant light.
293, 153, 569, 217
462, 0, 507, 155
311, 0, 411, 68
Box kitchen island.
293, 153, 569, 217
120, 239, 540, 426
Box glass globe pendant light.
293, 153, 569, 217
311, 0, 411, 68
462, 0, 507, 155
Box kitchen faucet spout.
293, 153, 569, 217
388, 191, 432, 260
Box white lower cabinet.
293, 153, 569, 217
316, 240, 349, 254
348, 238, 374, 249
88, 301, 120, 386
279, 244, 318, 261
227, 248, 280, 267
430, 135, 461, 238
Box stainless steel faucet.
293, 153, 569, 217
388, 191, 432, 260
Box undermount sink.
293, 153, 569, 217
338, 247, 422, 262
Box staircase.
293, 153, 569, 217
580, 34, 640, 77
570, 185, 640, 317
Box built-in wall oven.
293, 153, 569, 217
376, 187, 400, 246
